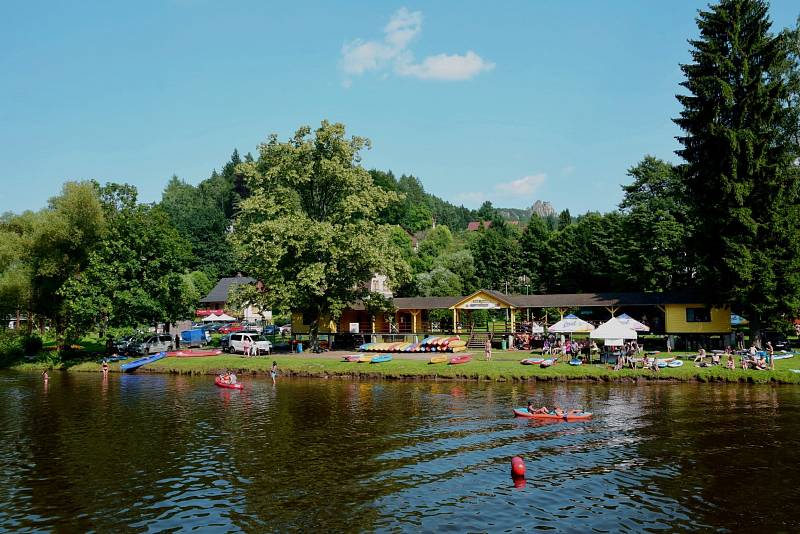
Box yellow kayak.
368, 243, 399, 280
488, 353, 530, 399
429, 355, 448, 364
358, 355, 373, 362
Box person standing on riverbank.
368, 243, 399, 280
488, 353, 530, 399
767, 341, 774, 370
484, 335, 492, 361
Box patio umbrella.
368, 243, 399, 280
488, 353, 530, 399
547, 314, 595, 333
590, 317, 638, 340
616, 313, 650, 332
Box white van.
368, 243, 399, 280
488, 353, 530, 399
228, 333, 271, 355
133, 334, 173, 355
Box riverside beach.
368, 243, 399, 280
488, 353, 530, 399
16, 350, 800, 384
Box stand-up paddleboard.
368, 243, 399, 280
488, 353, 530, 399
120, 352, 166, 373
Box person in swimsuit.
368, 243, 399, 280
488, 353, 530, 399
726, 354, 735, 370
42, 370, 49, 382
102, 360, 109, 374
271, 361, 278, 385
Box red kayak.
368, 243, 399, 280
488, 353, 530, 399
170, 349, 222, 357
520, 358, 544, 365
215, 377, 243, 389
513, 408, 592, 421
449, 355, 472, 365
342, 354, 361, 362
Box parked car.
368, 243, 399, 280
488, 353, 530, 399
263, 324, 280, 335
219, 323, 244, 335
130, 334, 173, 355
762, 330, 790, 351
279, 324, 291, 335
206, 323, 223, 333
227, 332, 271, 354
219, 334, 231, 352
113, 335, 136, 354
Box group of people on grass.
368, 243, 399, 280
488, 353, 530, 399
691, 343, 776, 371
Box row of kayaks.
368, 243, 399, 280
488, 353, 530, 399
513, 408, 593, 421
342, 354, 394, 363
341, 354, 474, 365
359, 336, 468, 353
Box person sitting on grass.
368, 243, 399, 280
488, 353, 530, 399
755, 355, 767, 370
711, 352, 721, 366
726, 354, 735, 370
694, 348, 706, 363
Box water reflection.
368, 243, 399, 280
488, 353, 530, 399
0, 373, 799, 532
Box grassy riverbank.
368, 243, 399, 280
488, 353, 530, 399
13, 350, 800, 384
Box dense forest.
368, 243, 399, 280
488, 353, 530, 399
1, 0, 799, 346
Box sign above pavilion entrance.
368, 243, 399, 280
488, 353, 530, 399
451, 290, 516, 311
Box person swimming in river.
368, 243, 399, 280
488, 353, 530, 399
42, 369, 49, 381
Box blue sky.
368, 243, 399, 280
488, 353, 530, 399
1, 1, 798, 215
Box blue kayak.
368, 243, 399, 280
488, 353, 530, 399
370, 354, 393, 364
569, 359, 582, 366
120, 352, 166, 373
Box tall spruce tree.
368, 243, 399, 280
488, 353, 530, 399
674, 0, 800, 340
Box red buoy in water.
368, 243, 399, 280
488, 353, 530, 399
511, 456, 526, 478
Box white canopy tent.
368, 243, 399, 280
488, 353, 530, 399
590, 317, 638, 341
215, 313, 237, 322
202, 313, 221, 322
616, 313, 650, 332
547, 314, 595, 333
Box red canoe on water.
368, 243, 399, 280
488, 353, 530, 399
449, 355, 472, 365
169, 349, 222, 358
215, 377, 243, 390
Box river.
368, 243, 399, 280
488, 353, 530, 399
1, 371, 798, 532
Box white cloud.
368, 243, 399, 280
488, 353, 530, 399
396, 51, 494, 81
495, 174, 546, 196
341, 8, 492, 84
383, 7, 422, 49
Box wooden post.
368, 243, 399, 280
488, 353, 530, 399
453, 308, 458, 333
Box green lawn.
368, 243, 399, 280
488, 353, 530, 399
43, 350, 800, 384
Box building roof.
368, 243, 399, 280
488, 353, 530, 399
200, 275, 257, 304
467, 221, 492, 231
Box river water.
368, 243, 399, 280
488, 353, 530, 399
1, 371, 798, 533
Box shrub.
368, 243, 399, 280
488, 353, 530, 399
23, 335, 43, 355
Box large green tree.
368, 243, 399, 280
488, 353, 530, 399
231, 121, 411, 350
619, 156, 691, 292
160, 175, 232, 278
60, 184, 193, 336
674, 0, 800, 339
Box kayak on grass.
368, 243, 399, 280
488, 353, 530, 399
667, 360, 684, 368
429, 355, 448, 364
120, 352, 166, 373
513, 408, 592, 421
520, 358, 544, 365
569, 359, 583, 366
215, 376, 243, 389
449, 355, 472, 365
170, 349, 222, 357
370, 354, 392, 364
342, 354, 361, 362
540, 359, 555, 368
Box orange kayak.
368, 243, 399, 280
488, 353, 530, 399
513, 408, 592, 421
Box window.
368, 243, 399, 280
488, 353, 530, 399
686, 307, 711, 322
